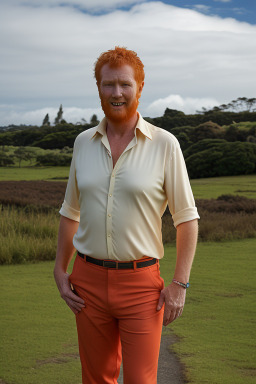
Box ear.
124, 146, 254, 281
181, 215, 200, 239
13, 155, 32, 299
137, 81, 144, 98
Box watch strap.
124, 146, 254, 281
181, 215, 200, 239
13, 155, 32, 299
172, 279, 190, 289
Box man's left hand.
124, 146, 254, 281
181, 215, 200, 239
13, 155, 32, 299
157, 282, 186, 326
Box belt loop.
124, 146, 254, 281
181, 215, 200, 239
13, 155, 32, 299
133, 260, 137, 271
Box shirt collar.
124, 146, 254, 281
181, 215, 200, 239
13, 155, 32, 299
135, 113, 152, 140
90, 112, 152, 141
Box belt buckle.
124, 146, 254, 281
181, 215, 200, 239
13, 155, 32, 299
103, 260, 116, 268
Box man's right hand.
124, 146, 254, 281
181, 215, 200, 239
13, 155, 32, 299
54, 270, 85, 315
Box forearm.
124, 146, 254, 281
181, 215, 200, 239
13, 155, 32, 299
53, 215, 84, 314
173, 219, 198, 283
54, 215, 79, 276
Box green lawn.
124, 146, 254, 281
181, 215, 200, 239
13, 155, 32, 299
1, 239, 255, 384
191, 174, 256, 199
161, 240, 256, 384
0, 166, 69, 181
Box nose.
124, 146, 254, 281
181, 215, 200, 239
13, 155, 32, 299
112, 84, 122, 98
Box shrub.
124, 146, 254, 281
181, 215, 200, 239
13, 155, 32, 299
36, 153, 72, 166
185, 141, 256, 178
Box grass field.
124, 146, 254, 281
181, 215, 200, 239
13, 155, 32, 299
1, 168, 256, 383
191, 174, 256, 199
0, 166, 69, 181
161, 240, 256, 384
0, 240, 255, 384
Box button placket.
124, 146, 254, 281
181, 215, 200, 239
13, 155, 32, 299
106, 169, 115, 258
105, 137, 137, 259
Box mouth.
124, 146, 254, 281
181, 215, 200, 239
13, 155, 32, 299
111, 102, 125, 106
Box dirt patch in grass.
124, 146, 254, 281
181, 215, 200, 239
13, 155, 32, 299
238, 367, 256, 377
215, 292, 243, 298
36, 352, 79, 366
0, 180, 66, 210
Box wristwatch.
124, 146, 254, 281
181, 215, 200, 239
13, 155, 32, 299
172, 279, 190, 289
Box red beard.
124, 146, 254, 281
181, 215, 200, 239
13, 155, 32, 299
99, 92, 139, 123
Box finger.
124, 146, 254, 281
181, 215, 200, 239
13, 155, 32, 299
157, 291, 165, 311
163, 313, 173, 326
163, 306, 173, 326
67, 293, 85, 308
164, 307, 180, 325
66, 297, 85, 313
66, 287, 85, 305
166, 308, 182, 325
70, 291, 85, 305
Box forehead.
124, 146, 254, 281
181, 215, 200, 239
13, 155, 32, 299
100, 64, 136, 82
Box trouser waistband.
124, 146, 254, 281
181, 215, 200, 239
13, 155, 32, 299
77, 252, 157, 270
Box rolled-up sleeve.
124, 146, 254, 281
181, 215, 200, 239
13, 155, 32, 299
164, 138, 199, 228
59, 141, 80, 222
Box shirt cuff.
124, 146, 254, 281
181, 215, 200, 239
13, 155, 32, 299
59, 200, 80, 222
172, 207, 200, 228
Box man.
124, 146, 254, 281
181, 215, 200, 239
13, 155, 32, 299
54, 47, 199, 384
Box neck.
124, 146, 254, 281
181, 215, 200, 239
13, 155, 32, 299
106, 113, 138, 137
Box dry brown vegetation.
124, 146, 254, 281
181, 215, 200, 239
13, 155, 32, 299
0, 180, 66, 211
1, 180, 256, 246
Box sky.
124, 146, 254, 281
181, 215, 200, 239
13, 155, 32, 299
0, 0, 255, 126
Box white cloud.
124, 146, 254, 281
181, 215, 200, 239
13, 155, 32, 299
213, 0, 231, 3
0, 1, 256, 126
193, 4, 211, 14
232, 8, 246, 15
146, 95, 220, 116
7, 0, 146, 11
0, 106, 104, 126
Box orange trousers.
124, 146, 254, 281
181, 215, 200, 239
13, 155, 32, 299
69, 255, 165, 384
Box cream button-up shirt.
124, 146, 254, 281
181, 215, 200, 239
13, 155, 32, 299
60, 113, 199, 261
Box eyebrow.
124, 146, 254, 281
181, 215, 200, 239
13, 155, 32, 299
101, 78, 133, 84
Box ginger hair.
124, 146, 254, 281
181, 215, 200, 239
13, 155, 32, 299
94, 46, 145, 86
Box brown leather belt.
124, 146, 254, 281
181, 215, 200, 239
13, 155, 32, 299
77, 252, 157, 269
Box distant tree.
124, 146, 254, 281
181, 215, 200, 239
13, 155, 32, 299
0, 151, 15, 166
42, 113, 50, 126
36, 152, 72, 166
190, 121, 223, 142
185, 141, 256, 178
175, 132, 192, 151
24, 147, 37, 165
224, 125, 239, 142
14, 147, 29, 167
164, 109, 185, 118
201, 97, 256, 114
246, 135, 256, 143
246, 98, 256, 112
90, 114, 99, 125
54, 104, 64, 125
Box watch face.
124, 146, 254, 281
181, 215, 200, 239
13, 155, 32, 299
186, 283, 190, 288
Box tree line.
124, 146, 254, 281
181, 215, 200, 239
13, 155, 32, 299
0, 97, 256, 178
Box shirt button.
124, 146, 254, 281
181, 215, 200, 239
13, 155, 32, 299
108, 234, 111, 237
109, 194, 112, 197
108, 214, 111, 217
